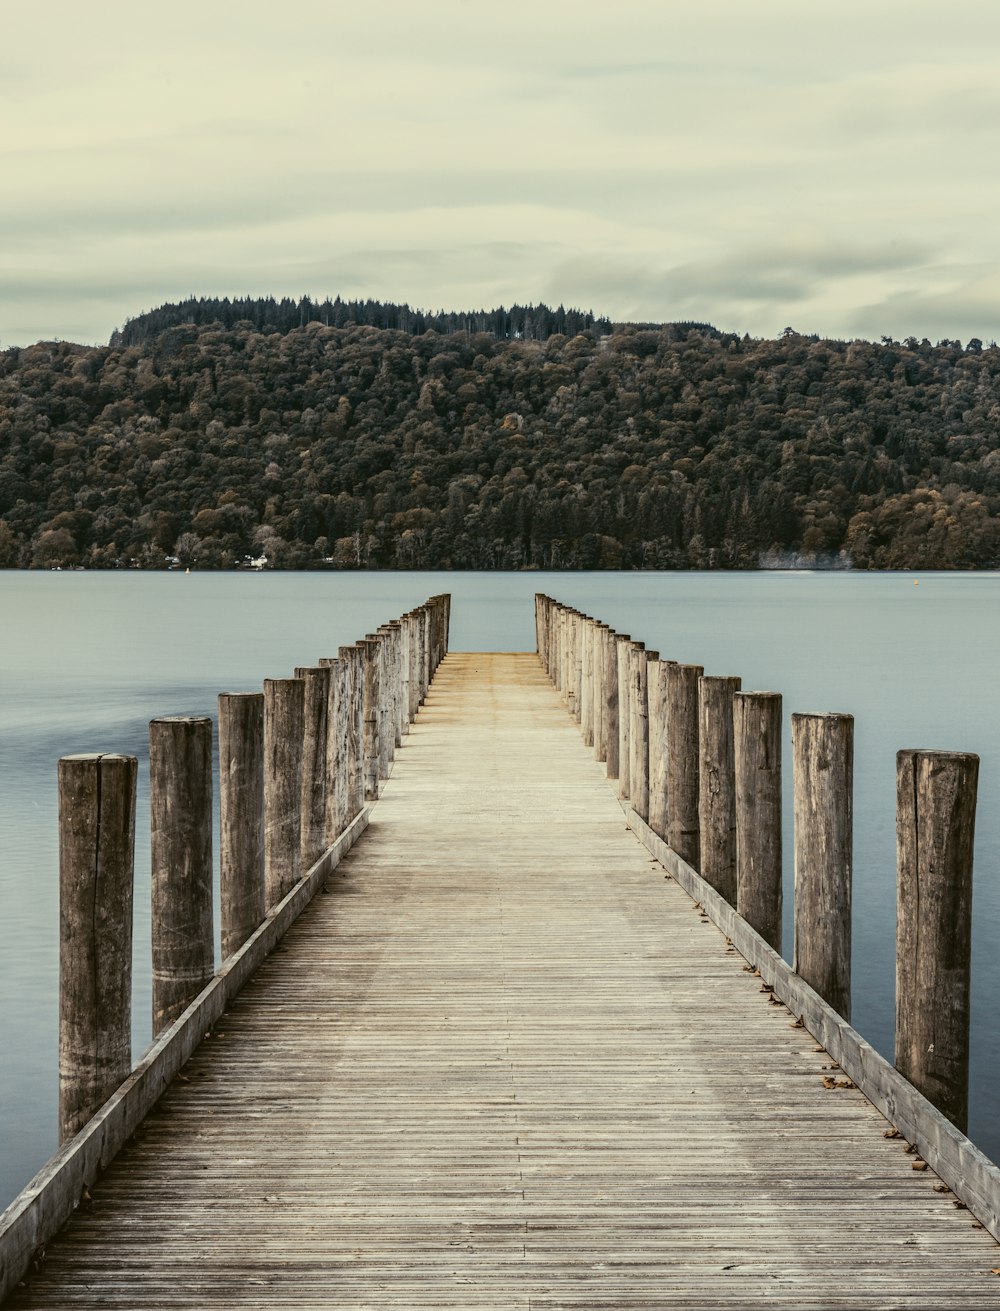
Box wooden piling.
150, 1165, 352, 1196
581, 619, 594, 748
359, 638, 381, 800
647, 658, 672, 841
792, 712, 853, 1020
218, 692, 265, 961
295, 665, 331, 870
896, 749, 979, 1132
734, 691, 783, 953
697, 676, 742, 906
264, 677, 305, 908
617, 638, 635, 799
629, 646, 656, 823
150, 716, 214, 1036
58, 753, 137, 1142
605, 633, 626, 780
339, 645, 365, 819
592, 623, 607, 762
666, 663, 703, 867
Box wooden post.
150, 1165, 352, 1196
592, 623, 607, 762
218, 692, 265, 961
344, 645, 365, 815
734, 691, 782, 953
295, 665, 331, 870
606, 633, 628, 781
647, 658, 673, 841
58, 753, 136, 1143
264, 677, 305, 909
367, 633, 391, 781
359, 638, 381, 800
698, 676, 742, 906
666, 663, 703, 867
896, 749, 979, 1132
150, 716, 214, 1036
793, 712, 853, 1020
320, 658, 347, 841
581, 619, 594, 747
573, 612, 584, 724
629, 646, 655, 823
617, 638, 634, 799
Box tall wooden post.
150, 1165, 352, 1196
698, 676, 742, 905
295, 665, 331, 870
320, 658, 347, 841
647, 658, 673, 841
606, 633, 626, 780
896, 749, 979, 1132
359, 638, 381, 800
734, 691, 782, 953
581, 619, 594, 748
666, 663, 703, 867
58, 753, 136, 1143
573, 612, 584, 724
629, 646, 655, 823
617, 638, 634, 799
264, 677, 305, 909
218, 691, 265, 961
793, 712, 853, 1020
343, 644, 365, 815
593, 623, 608, 762
150, 716, 214, 1036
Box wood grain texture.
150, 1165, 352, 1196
792, 712, 853, 1022
734, 691, 782, 953
14, 655, 1000, 1309
218, 694, 265, 962
896, 749, 979, 1132
263, 678, 305, 910
666, 662, 702, 868
57, 754, 136, 1144
149, 717, 214, 1036
697, 676, 741, 907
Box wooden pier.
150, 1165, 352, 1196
4, 626, 1000, 1306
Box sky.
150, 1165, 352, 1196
5, 0, 1000, 349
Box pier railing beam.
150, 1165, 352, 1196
218, 692, 265, 961
896, 748, 979, 1132
793, 711, 853, 1020
698, 675, 742, 906
734, 691, 783, 953
58, 753, 137, 1143
150, 717, 214, 1037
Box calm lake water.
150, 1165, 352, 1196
2, 569, 999, 1209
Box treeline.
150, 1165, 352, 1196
1, 317, 999, 571
110, 296, 612, 349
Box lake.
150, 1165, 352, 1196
2, 568, 999, 1210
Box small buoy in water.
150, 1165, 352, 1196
185, 567, 190, 575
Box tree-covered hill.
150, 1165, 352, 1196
1, 317, 998, 570
110, 296, 612, 348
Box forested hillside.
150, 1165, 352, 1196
1, 317, 998, 570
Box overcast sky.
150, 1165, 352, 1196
5, 0, 1000, 348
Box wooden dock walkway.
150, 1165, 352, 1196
8, 652, 1000, 1308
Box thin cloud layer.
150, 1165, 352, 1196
4, 0, 1000, 346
